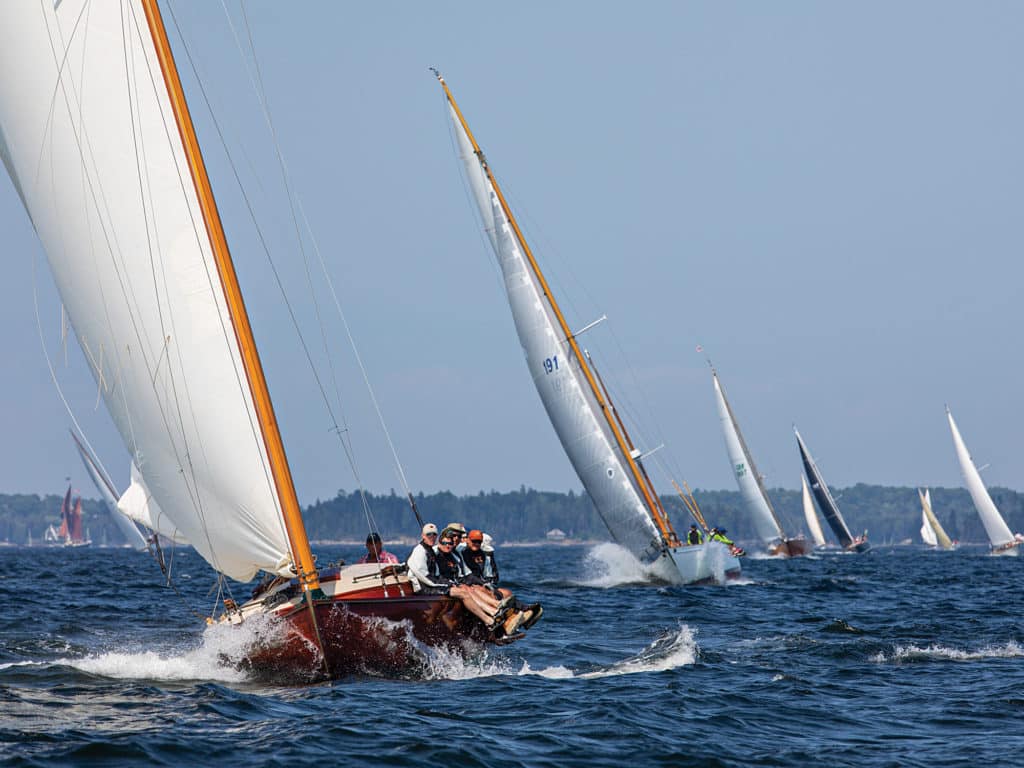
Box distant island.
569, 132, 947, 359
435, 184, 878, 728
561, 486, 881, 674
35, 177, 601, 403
1, 483, 1021, 548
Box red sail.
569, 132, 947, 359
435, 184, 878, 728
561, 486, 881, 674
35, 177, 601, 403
70, 497, 84, 544
57, 485, 72, 540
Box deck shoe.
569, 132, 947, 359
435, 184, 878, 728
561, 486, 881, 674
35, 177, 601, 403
502, 609, 526, 636
520, 604, 543, 631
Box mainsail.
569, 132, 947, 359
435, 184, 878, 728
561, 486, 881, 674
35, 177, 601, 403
801, 474, 827, 547
0, 3, 311, 582
72, 432, 148, 550
712, 370, 785, 544
438, 74, 670, 562
946, 408, 1015, 549
918, 488, 953, 550
795, 427, 855, 548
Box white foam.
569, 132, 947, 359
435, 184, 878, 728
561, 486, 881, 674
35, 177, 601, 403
56, 613, 291, 683
871, 640, 1024, 664
573, 542, 660, 587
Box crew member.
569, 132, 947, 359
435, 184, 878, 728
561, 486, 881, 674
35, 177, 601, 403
357, 532, 399, 564
687, 524, 703, 545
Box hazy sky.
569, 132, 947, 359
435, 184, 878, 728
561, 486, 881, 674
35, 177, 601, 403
1, 2, 1022, 503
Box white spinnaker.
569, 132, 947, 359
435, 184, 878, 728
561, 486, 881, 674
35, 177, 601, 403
920, 510, 938, 547
712, 372, 783, 543
802, 475, 826, 547
118, 463, 189, 545
448, 104, 661, 561
0, 3, 290, 580
73, 434, 148, 550
946, 409, 1014, 548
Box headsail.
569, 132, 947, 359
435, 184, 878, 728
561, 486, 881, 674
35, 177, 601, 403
918, 488, 953, 550
919, 508, 938, 547
118, 463, 189, 545
801, 474, 827, 547
712, 369, 784, 544
438, 73, 668, 561
0, 3, 307, 581
946, 408, 1014, 548
72, 431, 148, 550
795, 427, 855, 548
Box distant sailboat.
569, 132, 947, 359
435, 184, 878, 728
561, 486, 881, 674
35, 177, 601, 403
946, 407, 1021, 555
436, 71, 740, 584
711, 367, 809, 557
71, 431, 149, 551
801, 475, 827, 548
794, 427, 870, 553
919, 508, 938, 547
918, 488, 953, 550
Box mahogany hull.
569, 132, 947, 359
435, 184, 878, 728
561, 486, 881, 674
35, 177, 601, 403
769, 537, 812, 558
238, 592, 492, 682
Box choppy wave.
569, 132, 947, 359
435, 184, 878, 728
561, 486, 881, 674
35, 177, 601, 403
574, 543, 660, 587
871, 640, 1024, 664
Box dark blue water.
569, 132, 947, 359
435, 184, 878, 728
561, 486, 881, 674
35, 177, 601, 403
1, 543, 1022, 766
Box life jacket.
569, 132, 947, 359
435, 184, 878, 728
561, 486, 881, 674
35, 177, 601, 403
463, 548, 487, 578
436, 549, 463, 582
687, 530, 702, 545
419, 540, 440, 578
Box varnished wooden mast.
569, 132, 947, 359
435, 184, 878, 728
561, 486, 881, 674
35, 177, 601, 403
435, 71, 677, 547
140, 0, 319, 592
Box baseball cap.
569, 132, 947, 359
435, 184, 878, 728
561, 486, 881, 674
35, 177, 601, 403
421, 523, 438, 536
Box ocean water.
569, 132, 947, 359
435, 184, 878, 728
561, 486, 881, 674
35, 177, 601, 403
1, 543, 1022, 766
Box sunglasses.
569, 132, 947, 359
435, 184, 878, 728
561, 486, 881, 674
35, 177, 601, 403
439, 539, 454, 545
424, 532, 437, 537
468, 539, 483, 544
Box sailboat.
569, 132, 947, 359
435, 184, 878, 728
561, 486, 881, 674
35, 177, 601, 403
435, 72, 740, 584
946, 407, 1021, 555
794, 427, 870, 553
801, 475, 828, 548
711, 367, 809, 557
72, 431, 149, 551
918, 488, 953, 550
0, 3, 523, 680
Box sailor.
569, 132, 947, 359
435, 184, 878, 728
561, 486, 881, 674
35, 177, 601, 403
357, 532, 399, 564
406, 523, 443, 591
462, 529, 496, 583
709, 527, 734, 546
443, 522, 468, 551
687, 524, 703, 545
480, 534, 499, 583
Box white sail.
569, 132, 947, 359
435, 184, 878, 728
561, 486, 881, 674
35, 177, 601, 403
712, 371, 783, 544
801, 474, 827, 547
118, 463, 189, 546
920, 509, 938, 547
919, 488, 953, 550
447, 103, 662, 561
0, 4, 292, 581
72, 433, 148, 550
946, 408, 1015, 548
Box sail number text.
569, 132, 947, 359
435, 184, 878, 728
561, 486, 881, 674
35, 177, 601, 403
542, 356, 560, 374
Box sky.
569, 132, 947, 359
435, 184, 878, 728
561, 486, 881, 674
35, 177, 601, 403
1, 2, 1022, 503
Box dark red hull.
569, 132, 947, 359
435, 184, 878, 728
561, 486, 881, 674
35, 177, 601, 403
239, 593, 491, 682
769, 537, 812, 558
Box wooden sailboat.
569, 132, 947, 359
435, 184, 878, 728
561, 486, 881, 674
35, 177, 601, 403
0, 3, 517, 680
711, 367, 809, 557
794, 427, 870, 553
918, 488, 954, 550
435, 72, 740, 584
946, 407, 1021, 555
802, 475, 828, 548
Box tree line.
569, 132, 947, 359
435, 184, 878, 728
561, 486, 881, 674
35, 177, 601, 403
1, 483, 1022, 547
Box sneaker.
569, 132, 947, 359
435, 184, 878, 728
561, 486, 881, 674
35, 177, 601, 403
520, 603, 543, 631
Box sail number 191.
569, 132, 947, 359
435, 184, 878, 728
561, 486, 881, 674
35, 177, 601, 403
543, 356, 560, 374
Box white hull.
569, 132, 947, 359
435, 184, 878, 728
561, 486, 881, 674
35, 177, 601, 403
663, 541, 742, 585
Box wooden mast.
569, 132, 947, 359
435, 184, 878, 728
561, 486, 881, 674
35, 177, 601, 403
435, 72, 677, 547
140, 0, 319, 593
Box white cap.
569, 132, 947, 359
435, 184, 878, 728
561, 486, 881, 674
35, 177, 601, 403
481, 533, 494, 553
421, 523, 438, 536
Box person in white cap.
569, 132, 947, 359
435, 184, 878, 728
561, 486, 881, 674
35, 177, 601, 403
406, 523, 440, 590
